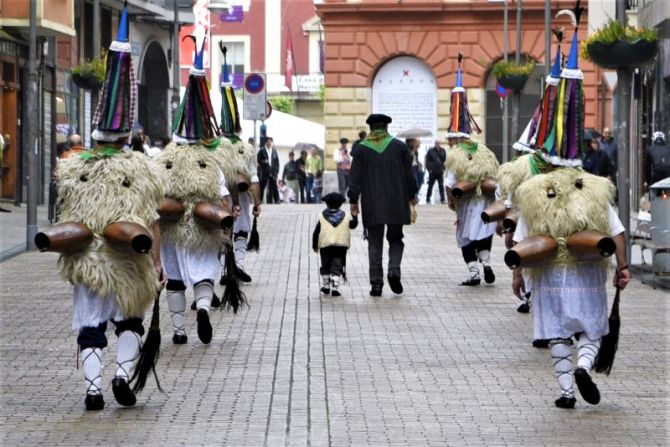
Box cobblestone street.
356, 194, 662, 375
1, 205, 667, 446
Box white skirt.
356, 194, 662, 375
161, 239, 221, 287
72, 284, 124, 330
532, 263, 610, 340
455, 196, 496, 247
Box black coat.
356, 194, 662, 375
425, 146, 446, 174
257, 147, 280, 180
348, 138, 418, 227
646, 143, 670, 184
582, 149, 610, 178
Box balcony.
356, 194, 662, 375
0, 0, 76, 37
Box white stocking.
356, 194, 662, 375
82, 347, 103, 396
550, 340, 575, 398
194, 281, 213, 312
478, 250, 491, 267
234, 237, 247, 269
467, 262, 480, 279
577, 335, 601, 372
331, 275, 340, 292
115, 331, 141, 381
166, 289, 186, 335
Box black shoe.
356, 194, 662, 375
387, 275, 403, 295
331, 290, 341, 297
554, 396, 576, 409
483, 266, 495, 284
532, 339, 550, 348
219, 274, 228, 286
111, 378, 136, 407
320, 287, 330, 295
460, 278, 481, 286
172, 333, 188, 344
575, 367, 601, 405
370, 286, 382, 297
84, 394, 104, 411
197, 309, 212, 344
190, 300, 196, 311
237, 269, 252, 283
517, 302, 530, 313
211, 293, 221, 309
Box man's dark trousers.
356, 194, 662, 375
426, 172, 445, 203
366, 224, 404, 288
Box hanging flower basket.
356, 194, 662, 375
497, 74, 529, 91
586, 39, 659, 70
581, 20, 659, 70
71, 73, 103, 91
492, 60, 534, 91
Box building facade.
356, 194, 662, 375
316, 0, 614, 168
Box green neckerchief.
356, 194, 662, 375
79, 146, 122, 160
458, 141, 478, 155
529, 151, 550, 176
202, 137, 222, 152
224, 135, 241, 144
360, 130, 394, 154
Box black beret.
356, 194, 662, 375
365, 114, 392, 125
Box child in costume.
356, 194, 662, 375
156, 36, 233, 345
312, 192, 358, 296
45, 5, 166, 410
511, 4, 630, 409
444, 53, 499, 286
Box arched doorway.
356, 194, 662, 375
138, 41, 169, 144
485, 55, 543, 161
372, 56, 437, 148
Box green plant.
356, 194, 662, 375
318, 84, 325, 103
581, 19, 659, 60
492, 60, 535, 78
71, 51, 106, 82
269, 95, 294, 114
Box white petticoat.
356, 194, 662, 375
161, 239, 220, 287
531, 264, 609, 340
72, 284, 125, 330
446, 171, 496, 247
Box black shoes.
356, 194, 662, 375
172, 333, 188, 344
111, 378, 136, 407
461, 278, 481, 286
85, 394, 104, 411
575, 367, 601, 405
331, 289, 341, 297
532, 339, 550, 348
483, 266, 495, 284
517, 302, 530, 313
320, 286, 331, 295
211, 293, 221, 309
237, 269, 252, 283
370, 286, 383, 297
387, 275, 403, 295
554, 396, 576, 409
197, 309, 212, 344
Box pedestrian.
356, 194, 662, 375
445, 53, 499, 286
352, 130, 366, 151
425, 140, 447, 204
257, 137, 280, 203
312, 170, 323, 204
334, 137, 352, 198
406, 138, 424, 192
582, 137, 611, 178
59, 134, 85, 159
297, 150, 308, 203
312, 192, 358, 297
156, 36, 234, 348
305, 146, 322, 203
278, 179, 296, 203
513, 25, 631, 409
282, 151, 301, 199
644, 131, 670, 187
45, 6, 166, 411
348, 113, 418, 296
599, 127, 618, 183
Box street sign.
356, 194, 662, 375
243, 73, 268, 121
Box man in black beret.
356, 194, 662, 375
348, 113, 419, 296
